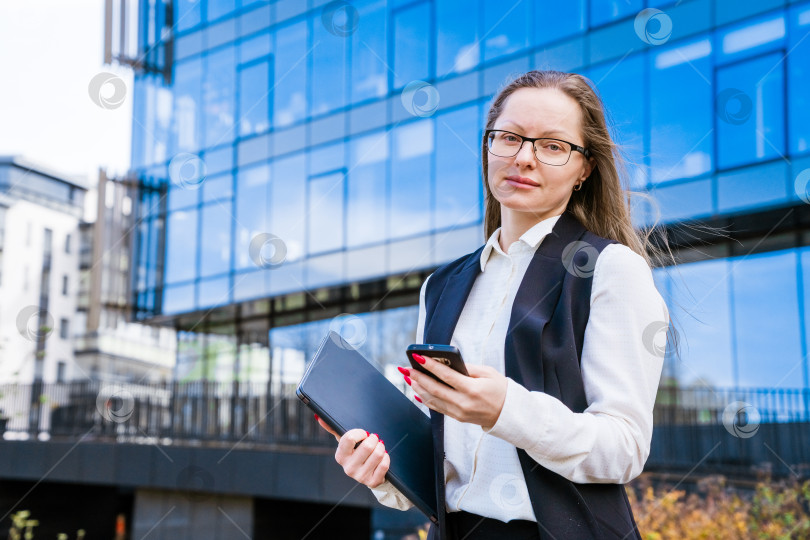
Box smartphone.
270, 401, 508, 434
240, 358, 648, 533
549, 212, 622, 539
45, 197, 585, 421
406, 344, 468, 387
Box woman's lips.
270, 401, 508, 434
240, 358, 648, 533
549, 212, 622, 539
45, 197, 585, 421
505, 175, 540, 188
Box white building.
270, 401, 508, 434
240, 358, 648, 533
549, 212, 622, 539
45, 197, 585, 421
0, 156, 175, 386
0, 156, 85, 384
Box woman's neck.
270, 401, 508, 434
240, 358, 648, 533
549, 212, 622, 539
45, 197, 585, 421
498, 208, 565, 252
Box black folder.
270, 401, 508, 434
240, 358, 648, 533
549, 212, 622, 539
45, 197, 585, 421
296, 331, 438, 522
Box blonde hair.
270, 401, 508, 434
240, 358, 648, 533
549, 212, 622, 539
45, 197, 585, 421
482, 70, 682, 358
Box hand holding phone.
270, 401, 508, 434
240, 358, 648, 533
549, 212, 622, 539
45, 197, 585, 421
406, 344, 468, 387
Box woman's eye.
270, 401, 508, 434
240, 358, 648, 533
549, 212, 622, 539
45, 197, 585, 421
502, 135, 520, 143
544, 143, 563, 152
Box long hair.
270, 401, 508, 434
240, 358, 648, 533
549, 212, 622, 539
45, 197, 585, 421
481, 70, 682, 359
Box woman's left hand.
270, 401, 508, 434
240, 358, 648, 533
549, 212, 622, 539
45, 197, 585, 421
404, 355, 508, 430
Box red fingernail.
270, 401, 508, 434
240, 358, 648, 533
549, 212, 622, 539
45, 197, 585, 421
412, 353, 426, 364
365, 431, 369, 437
415, 395, 422, 403
397, 366, 410, 376
380, 440, 384, 445
404, 375, 412, 386
314, 414, 319, 421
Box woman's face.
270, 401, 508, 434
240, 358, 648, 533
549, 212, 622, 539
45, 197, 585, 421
487, 87, 593, 221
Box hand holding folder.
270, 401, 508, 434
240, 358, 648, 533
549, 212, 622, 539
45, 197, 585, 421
296, 331, 438, 522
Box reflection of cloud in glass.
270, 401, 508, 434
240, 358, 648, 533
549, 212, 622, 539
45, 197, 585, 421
733, 251, 801, 389
658, 259, 734, 388
395, 120, 434, 160
654, 39, 711, 69
722, 16, 785, 55
352, 132, 390, 166
452, 43, 479, 73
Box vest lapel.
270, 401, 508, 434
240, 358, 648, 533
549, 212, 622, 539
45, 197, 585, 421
504, 211, 586, 392
423, 246, 483, 345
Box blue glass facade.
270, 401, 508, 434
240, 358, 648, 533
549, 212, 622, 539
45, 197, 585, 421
131, 0, 810, 391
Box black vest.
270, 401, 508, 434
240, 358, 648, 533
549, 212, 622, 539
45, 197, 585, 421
423, 211, 641, 540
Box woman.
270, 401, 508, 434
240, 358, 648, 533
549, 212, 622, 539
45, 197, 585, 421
317, 70, 676, 540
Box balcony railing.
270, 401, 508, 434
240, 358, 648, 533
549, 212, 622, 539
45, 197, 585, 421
0, 380, 334, 447
1, 382, 808, 477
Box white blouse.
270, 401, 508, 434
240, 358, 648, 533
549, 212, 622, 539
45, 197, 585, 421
370, 213, 669, 523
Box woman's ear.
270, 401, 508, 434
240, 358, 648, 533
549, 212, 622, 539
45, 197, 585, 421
581, 157, 595, 181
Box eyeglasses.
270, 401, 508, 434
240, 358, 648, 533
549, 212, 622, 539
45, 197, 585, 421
485, 129, 591, 166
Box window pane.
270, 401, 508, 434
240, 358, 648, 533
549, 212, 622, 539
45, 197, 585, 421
207, 0, 236, 22
436, 0, 480, 77
274, 21, 308, 127
535, 1, 586, 46
351, 0, 387, 103
164, 283, 195, 314
200, 202, 232, 277
204, 45, 237, 148
588, 53, 647, 189
590, 0, 643, 28
435, 105, 480, 229
173, 58, 203, 154
234, 162, 270, 270
483, 0, 530, 62
133, 76, 171, 169
168, 181, 199, 211
734, 250, 802, 389
239, 60, 271, 137
202, 173, 233, 204
716, 52, 785, 170
176, 0, 202, 32
650, 38, 713, 182
311, 16, 348, 116
239, 31, 272, 64
165, 208, 198, 284
391, 120, 433, 238
308, 172, 345, 254
348, 131, 388, 247
393, 2, 431, 89
664, 259, 734, 387
717, 14, 786, 65
788, 5, 810, 155
270, 153, 306, 261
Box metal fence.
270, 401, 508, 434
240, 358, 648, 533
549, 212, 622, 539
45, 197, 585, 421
1, 381, 808, 477
0, 380, 334, 447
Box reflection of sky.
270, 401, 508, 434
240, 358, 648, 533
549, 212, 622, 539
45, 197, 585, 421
658, 247, 807, 390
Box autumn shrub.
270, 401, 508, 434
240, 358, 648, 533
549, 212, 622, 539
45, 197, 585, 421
629, 473, 810, 539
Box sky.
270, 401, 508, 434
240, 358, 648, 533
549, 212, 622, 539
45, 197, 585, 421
0, 0, 133, 187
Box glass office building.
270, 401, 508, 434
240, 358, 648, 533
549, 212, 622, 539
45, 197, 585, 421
130, 0, 810, 392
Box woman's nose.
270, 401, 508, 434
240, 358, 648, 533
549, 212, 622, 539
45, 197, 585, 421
514, 140, 537, 166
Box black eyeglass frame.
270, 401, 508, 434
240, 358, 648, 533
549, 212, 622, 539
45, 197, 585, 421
484, 129, 592, 165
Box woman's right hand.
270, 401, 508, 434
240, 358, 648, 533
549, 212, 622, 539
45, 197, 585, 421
315, 415, 390, 489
